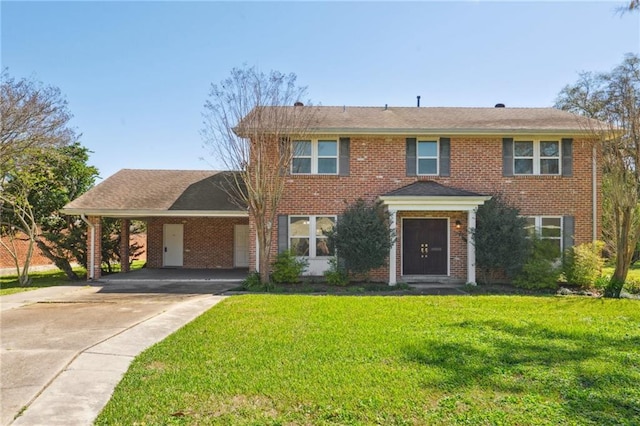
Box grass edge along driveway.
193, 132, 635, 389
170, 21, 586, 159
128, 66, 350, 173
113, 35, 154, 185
97, 295, 640, 425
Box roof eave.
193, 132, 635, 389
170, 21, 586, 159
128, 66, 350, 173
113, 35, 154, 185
379, 195, 492, 211
308, 128, 594, 136
60, 208, 248, 218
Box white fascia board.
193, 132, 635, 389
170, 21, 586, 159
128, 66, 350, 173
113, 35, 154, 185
379, 195, 491, 211
308, 128, 590, 136
60, 209, 248, 218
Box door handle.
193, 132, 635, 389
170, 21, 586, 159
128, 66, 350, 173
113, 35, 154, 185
164, 247, 167, 253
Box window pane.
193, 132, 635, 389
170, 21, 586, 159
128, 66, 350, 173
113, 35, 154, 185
418, 141, 437, 157
290, 238, 310, 256
292, 158, 311, 173
318, 140, 337, 156
524, 217, 536, 236
540, 141, 559, 157
290, 217, 310, 237
293, 141, 311, 156
542, 217, 561, 237
316, 237, 334, 256
540, 159, 559, 175
318, 158, 337, 174
514, 159, 533, 174
514, 141, 533, 157
316, 216, 335, 236
418, 159, 437, 175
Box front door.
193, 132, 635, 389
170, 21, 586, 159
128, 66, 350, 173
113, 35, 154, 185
163, 224, 184, 267
403, 218, 448, 275
234, 224, 250, 267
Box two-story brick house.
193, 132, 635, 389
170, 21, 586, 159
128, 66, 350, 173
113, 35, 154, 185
63, 105, 601, 284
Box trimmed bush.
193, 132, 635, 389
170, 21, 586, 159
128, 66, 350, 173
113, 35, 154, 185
563, 241, 605, 288
323, 257, 349, 286
271, 250, 308, 284
513, 238, 561, 290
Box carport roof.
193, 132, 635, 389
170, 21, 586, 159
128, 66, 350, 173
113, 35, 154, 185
62, 169, 247, 217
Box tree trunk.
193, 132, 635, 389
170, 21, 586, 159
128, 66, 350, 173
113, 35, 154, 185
609, 206, 634, 297
35, 239, 79, 281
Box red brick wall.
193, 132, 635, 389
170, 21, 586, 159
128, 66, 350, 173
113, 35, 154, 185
147, 217, 248, 269
249, 135, 601, 282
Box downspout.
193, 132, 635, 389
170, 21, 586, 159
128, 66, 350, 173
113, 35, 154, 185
80, 214, 95, 280
592, 144, 597, 242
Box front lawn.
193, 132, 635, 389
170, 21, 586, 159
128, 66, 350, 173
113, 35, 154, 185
97, 296, 640, 425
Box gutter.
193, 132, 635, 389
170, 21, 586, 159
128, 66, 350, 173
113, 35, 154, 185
80, 214, 95, 280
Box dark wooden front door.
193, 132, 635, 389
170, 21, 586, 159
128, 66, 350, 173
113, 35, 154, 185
403, 218, 448, 275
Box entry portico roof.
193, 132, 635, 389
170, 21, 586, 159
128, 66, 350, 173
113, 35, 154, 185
62, 169, 247, 218
379, 181, 491, 211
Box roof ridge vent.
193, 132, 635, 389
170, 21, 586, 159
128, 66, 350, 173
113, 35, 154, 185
495, 103, 505, 108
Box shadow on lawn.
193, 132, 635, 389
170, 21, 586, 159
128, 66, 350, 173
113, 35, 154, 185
403, 319, 640, 424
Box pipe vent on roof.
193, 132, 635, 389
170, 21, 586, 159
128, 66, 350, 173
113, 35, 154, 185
495, 103, 505, 108
417, 96, 421, 107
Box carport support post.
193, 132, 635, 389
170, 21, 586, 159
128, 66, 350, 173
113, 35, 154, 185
388, 209, 397, 286
120, 219, 130, 273
87, 216, 102, 280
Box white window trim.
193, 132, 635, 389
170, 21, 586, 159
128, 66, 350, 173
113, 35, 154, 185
417, 139, 439, 176
525, 216, 563, 252
288, 215, 337, 258
291, 139, 338, 175
514, 140, 561, 176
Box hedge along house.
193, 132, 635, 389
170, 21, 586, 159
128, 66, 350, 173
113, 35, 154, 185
243, 105, 603, 285
62, 169, 248, 280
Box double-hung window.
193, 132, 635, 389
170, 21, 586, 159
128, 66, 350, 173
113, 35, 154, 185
514, 140, 560, 175
292, 139, 338, 174
289, 216, 336, 257
525, 216, 563, 253
417, 139, 439, 175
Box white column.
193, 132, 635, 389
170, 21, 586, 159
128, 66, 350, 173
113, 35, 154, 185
389, 209, 397, 286
467, 209, 477, 285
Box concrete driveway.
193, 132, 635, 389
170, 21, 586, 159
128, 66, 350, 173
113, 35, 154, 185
1, 278, 238, 426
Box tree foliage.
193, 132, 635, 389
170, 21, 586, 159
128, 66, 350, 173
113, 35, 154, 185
471, 195, 530, 284
202, 66, 318, 284
555, 53, 640, 297
1, 143, 99, 280
327, 199, 395, 278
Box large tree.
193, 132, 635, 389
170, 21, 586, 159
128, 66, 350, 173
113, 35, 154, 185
202, 66, 318, 284
555, 54, 640, 296
1, 70, 77, 177
1, 143, 99, 281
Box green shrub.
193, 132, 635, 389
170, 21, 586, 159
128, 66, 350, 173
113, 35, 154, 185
242, 272, 263, 291
513, 238, 561, 290
563, 241, 605, 288
471, 195, 530, 284
594, 274, 611, 290
324, 257, 349, 286
605, 278, 625, 298
271, 250, 308, 284
327, 199, 394, 278
624, 277, 640, 294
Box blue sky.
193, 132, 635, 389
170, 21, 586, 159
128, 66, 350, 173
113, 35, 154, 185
2, 1, 639, 180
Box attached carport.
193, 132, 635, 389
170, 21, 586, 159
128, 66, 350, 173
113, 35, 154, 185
62, 169, 248, 280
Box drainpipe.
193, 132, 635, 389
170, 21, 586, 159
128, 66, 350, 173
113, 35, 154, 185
592, 145, 597, 242
81, 214, 95, 280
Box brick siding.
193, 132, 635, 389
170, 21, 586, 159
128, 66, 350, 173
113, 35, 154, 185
147, 217, 248, 269
249, 135, 601, 282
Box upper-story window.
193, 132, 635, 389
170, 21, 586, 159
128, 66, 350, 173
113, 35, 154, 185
417, 140, 439, 175
292, 140, 338, 174
514, 140, 560, 175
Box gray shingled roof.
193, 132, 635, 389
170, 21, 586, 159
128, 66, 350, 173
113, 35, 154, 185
62, 169, 247, 216
383, 181, 485, 197
238, 106, 603, 135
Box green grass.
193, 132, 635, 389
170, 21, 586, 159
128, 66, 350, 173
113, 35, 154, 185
0, 260, 145, 296
97, 295, 640, 425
